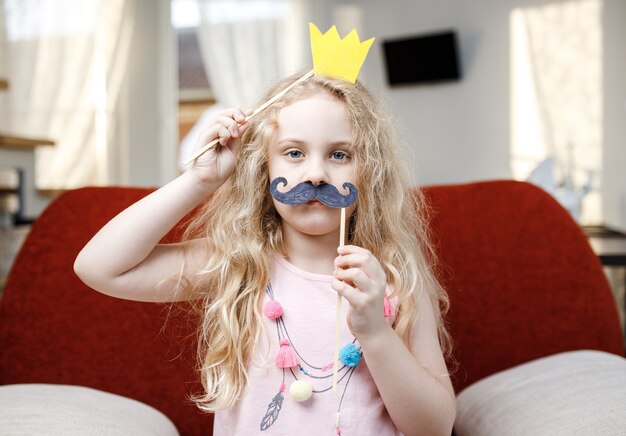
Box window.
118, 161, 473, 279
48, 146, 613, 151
510, 0, 602, 223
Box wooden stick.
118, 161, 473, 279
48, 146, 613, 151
332, 207, 347, 392
339, 207, 346, 251
183, 70, 315, 166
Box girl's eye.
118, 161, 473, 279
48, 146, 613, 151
331, 151, 349, 160
287, 150, 303, 159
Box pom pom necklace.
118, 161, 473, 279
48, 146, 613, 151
259, 283, 365, 434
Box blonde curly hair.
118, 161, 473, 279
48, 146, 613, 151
179, 72, 451, 412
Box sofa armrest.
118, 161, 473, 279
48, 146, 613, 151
454, 350, 626, 435
0, 384, 179, 435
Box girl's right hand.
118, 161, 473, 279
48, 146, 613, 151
187, 108, 251, 189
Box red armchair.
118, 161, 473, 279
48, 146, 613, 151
0, 180, 624, 435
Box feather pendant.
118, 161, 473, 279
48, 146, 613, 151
260, 390, 284, 431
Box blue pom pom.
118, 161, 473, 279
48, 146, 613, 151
339, 343, 361, 367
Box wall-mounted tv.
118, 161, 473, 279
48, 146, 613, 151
382, 30, 461, 86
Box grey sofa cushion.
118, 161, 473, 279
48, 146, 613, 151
0, 383, 179, 435
455, 350, 626, 436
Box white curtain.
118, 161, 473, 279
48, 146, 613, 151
0, 2, 8, 131
510, 0, 602, 224
3, 0, 135, 189
194, 0, 314, 109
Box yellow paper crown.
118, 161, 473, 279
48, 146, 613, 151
309, 23, 375, 84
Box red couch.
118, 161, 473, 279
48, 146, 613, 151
1, 180, 623, 435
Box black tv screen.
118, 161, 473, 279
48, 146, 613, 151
382, 30, 461, 86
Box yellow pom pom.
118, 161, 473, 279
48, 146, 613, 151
289, 380, 313, 402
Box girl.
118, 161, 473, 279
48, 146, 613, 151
74, 73, 456, 435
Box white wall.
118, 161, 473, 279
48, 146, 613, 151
348, 0, 514, 186
330, 0, 625, 230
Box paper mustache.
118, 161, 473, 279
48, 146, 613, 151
269, 177, 358, 208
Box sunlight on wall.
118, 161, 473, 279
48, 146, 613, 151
510, 0, 603, 224
171, 0, 201, 29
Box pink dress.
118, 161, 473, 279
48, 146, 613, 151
213, 255, 400, 435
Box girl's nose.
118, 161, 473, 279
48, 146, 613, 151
303, 158, 329, 186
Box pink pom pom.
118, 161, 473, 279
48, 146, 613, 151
263, 300, 283, 320
383, 296, 394, 318
275, 339, 300, 368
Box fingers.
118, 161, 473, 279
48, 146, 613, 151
334, 266, 367, 290
334, 245, 387, 285
215, 109, 245, 144
332, 246, 390, 340
331, 269, 384, 316
226, 107, 252, 136
333, 245, 387, 304
331, 277, 360, 302
198, 108, 249, 148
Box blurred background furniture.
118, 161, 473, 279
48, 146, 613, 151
584, 225, 626, 335
0, 166, 21, 226
0, 133, 55, 291
0, 180, 624, 435
0, 167, 29, 291
0, 132, 55, 223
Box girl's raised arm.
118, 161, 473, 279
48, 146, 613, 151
74, 108, 249, 302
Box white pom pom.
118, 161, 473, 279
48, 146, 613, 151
289, 380, 313, 402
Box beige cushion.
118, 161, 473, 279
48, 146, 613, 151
0, 384, 179, 435
455, 350, 626, 436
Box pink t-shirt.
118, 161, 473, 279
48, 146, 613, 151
213, 255, 400, 435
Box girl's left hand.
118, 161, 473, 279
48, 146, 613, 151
332, 245, 388, 341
